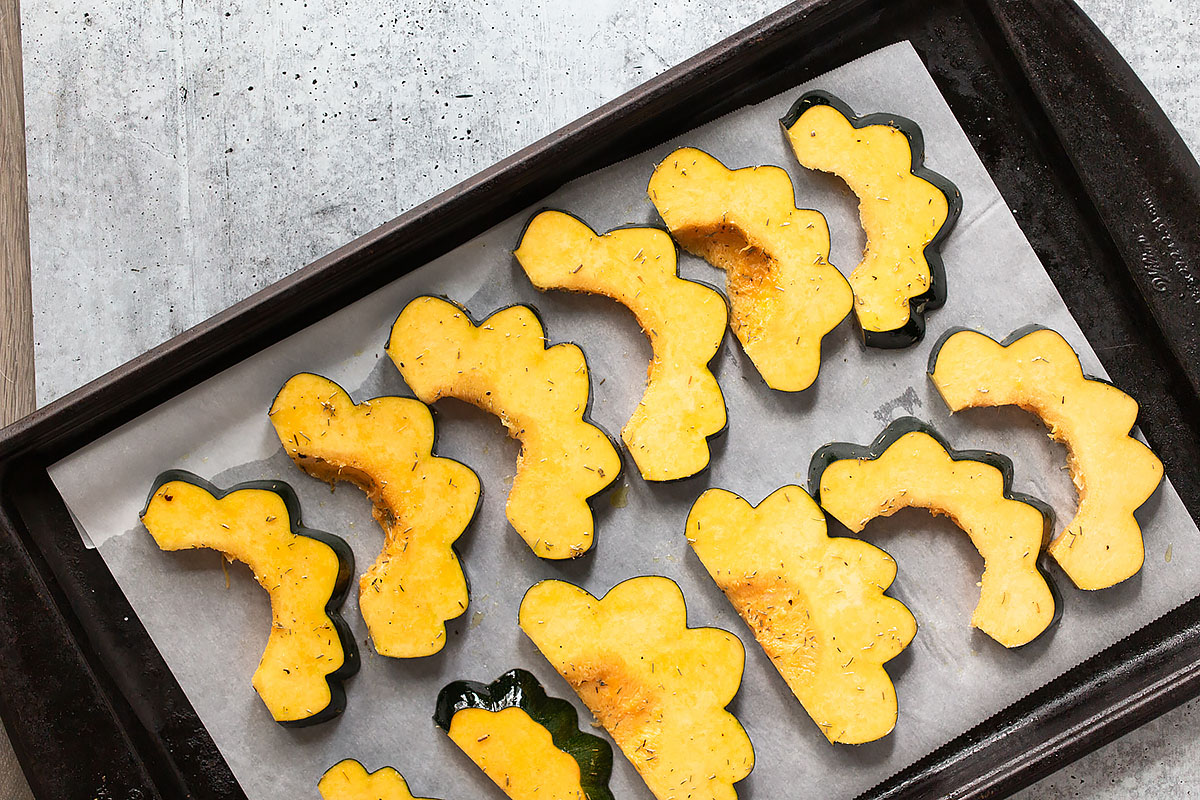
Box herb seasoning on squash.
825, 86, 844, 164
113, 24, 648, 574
387, 296, 621, 559
515, 210, 727, 481
810, 418, 1056, 648
141, 471, 358, 726
318, 759, 440, 800
782, 91, 961, 348
686, 485, 915, 744
648, 147, 852, 391
929, 326, 1163, 590
269, 373, 480, 657
519, 576, 754, 800
435, 668, 614, 800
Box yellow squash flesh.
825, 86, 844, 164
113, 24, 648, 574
929, 328, 1164, 590
817, 430, 1056, 647
785, 103, 948, 338
269, 373, 480, 657
519, 577, 753, 800
686, 485, 916, 744
141, 480, 348, 723
449, 707, 586, 800
648, 147, 852, 391
388, 297, 621, 559
318, 759, 438, 800
515, 210, 727, 481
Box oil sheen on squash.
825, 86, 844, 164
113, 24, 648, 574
648, 147, 852, 392
929, 327, 1164, 590
813, 422, 1056, 648
519, 577, 754, 800
449, 707, 586, 800
318, 759, 439, 800
141, 477, 353, 724
686, 485, 916, 744
515, 210, 727, 481
269, 373, 480, 657
785, 101, 950, 342
388, 296, 621, 559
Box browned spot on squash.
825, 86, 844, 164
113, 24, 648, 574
674, 224, 779, 345
724, 577, 818, 680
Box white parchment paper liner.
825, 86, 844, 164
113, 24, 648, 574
49, 42, 1200, 800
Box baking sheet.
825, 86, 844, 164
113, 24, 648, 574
48, 41, 1200, 800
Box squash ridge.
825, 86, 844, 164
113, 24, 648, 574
318, 759, 440, 800
927, 326, 1164, 590
515, 209, 728, 481
387, 296, 622, 559
269, 372, 481, 657
648, 146, 853, 391
141, 470, 359, 726
782, 90, 962, 348
809, 417, 1057, 648
434, 667, 615, 800
519, 576, 754, 800
686, 484, 916, 744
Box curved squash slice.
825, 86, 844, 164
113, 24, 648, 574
928, 326, 1164, 590
647, 147, 852, 391
318, 760, 440, 800
686, 485, 915, 744
515, 210, 728, 481
141, 471, 358, 726
269, 373, 480, 657
387, 296, 621, 559
782, 91, 961, 348
434, 668, 614, 800
519, 577, 753, 800
809, 418, 1056, 648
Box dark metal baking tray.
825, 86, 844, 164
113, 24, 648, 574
2, 0, 1199, 797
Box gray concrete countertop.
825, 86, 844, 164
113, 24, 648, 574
18, 0, 1200, 797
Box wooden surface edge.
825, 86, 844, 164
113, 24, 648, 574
1, 0, 35, 427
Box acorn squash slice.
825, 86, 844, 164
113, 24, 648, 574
269, 373, 480, 657
928, 326, 1164, 590
140, 471, 358, 726
318, 760, 441, 800
387, 297, 621, 559
809, 418, 1056, 648
515, 210, 728, 481
519, 577, 754, 800
434, 668, 614, 800
686, 485, 915, 744
647, 147, 852, 391
782, 91, 961, 348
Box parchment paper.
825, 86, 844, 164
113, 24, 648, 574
49, 42, 1200, 800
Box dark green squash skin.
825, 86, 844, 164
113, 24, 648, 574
268, 372, 483, 654
781, 90, 962, 350
513, 208, 732, 484
386, 295, 625, 554
141, 469, 360, 727
807, 416, 1062, 643
434, 668, 615, 800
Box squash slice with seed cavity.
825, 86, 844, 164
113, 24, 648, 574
269, 373, 480, 657
318, 760, 440, 800
648, 147, 852, 391
515, 210, 728, 481
782, 91, 961, 348
141, 471, 358, 726
809, 418, 1056, 648
387, 297, 621, 559
686, 485, 915, 744
435, 668, 614, 800
928, 326, 1164, 590
520, 576, 754, 800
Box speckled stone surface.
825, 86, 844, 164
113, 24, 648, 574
17, 0, 1200, 797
